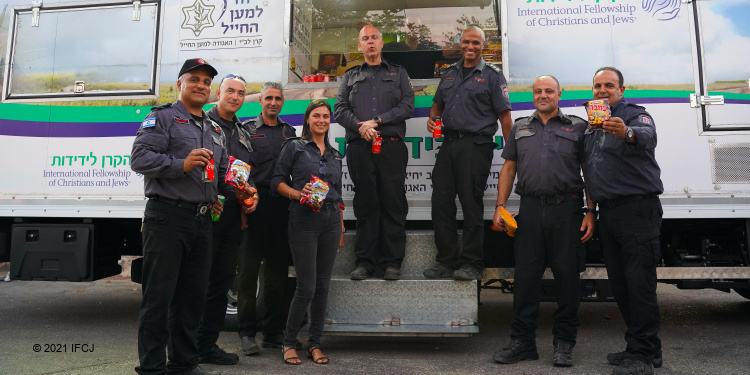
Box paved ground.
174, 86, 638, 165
0, 276, 749, 375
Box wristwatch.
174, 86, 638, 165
585, 207, 598, 218
373, 116, 382, 125
625, 127, 634, 141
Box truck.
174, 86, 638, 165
1, 0, 749, 335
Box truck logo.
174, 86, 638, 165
182, 0, 216, 37
642, 0, 681, 21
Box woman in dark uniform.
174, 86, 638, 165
270, 99, 344, 365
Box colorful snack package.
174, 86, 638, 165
583, 99, 610, 128
299, 175, 330, 213
491, 206, 518, 237
225, 156, 257, 207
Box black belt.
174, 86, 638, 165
149, 196, 213, 215
521, 192, 583, 207
442, 130, 491, 141
599, 194, 659, 209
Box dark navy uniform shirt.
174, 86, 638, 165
434, 58, 512, 135
207, 106, 255, 204
502, 109, 587, 197
270, 138, 343, 205
243, 116, 297, 193
583, 98, 663, 203
131, 101, 228, 204
334, 60, 415, 142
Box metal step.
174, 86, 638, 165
484, 266, 750, 280
332, 230, 439, 277
325, 278, 477, 327
319, 323, 478, 337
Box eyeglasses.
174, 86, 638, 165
221, 73, 246, 84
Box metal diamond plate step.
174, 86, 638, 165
332, 230, 441, 277
324, 278, 477, 327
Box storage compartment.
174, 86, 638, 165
9, 224, 119, 281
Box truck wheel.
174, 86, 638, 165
733, 288, 750, 300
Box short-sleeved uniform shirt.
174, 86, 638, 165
131, 100, 228, 203
583, 98, 663, 202
434, 58, 512, 135
501, 109, 587, 197
334, 60, 415, 142
270, 138, 344, 205
243, 116, 297, 193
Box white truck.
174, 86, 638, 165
1, 0, 749, 334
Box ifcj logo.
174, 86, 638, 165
642, 0, 681, 21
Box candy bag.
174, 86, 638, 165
299, 174, 330, 213
583, 99, 610, 128
225, 156, 257, 207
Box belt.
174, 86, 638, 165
521, 192, 583, 207
149, 196, 213, 215
599, 194, 659, 209
442, 130, 491, 141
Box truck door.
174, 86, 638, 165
689, 0, 750, 131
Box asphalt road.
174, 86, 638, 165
1, 277, 748, 375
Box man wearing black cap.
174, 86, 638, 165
132, 58, 240, 375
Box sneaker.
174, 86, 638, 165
383, 267, 401, 280
240, 336, 260, 356
453, 264, 482, 280
612, 358, 655, 375
552, 342, 574, 367
493, 339, 539, 364
607, 351, 662, 368
423, 264, 453, 279
198, 345, 239, 365
350, 266, 371, 280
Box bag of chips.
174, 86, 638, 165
299, 175, 330, 213
583, 99, 611, 128
225, 156, 257, 207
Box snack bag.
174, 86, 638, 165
583, 99, 610, 127
225, 156, 257, 207
299, 175, 330, 213
491, 206, 518, 237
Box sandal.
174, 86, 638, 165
282, 346, 301, 365
307, 346, 329, 365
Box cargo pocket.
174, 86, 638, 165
635, 231, 661, 268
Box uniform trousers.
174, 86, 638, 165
346, 139, 408, 272
196, 202, 242, 352
136, 200, 212, 375
431, 135, 495, 270
237, 191, 292, 340
510, 195, 584, 346
284, 203, 341, 348
600, 196, 662, 363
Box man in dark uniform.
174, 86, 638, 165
196, 73, 258, 366
423, 26, 513, 281
491, 75, 595, 367
584, 67, 664, 375
237, 81, 297, 354
334, 24, 415, 281
131, 58, 233, 375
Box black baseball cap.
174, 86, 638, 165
178, 58, 218, 78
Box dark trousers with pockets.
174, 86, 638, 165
346, 139, 408, 273
284, 203, 341, 348
510, 195, 584, 346
431, 135, 494, 270
136, 200, 212, 375
197, 202, 242, 352
237, 191, 292, 340
600, 196, 662, 363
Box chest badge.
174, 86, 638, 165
173, 116, 188, 124
474, 77, 485, 82
212, 123, 222, 134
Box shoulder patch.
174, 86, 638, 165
638, 115, 653, 125
150, 103, 172, 111
502, 85, 509, 99
141, 117, 156, 129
